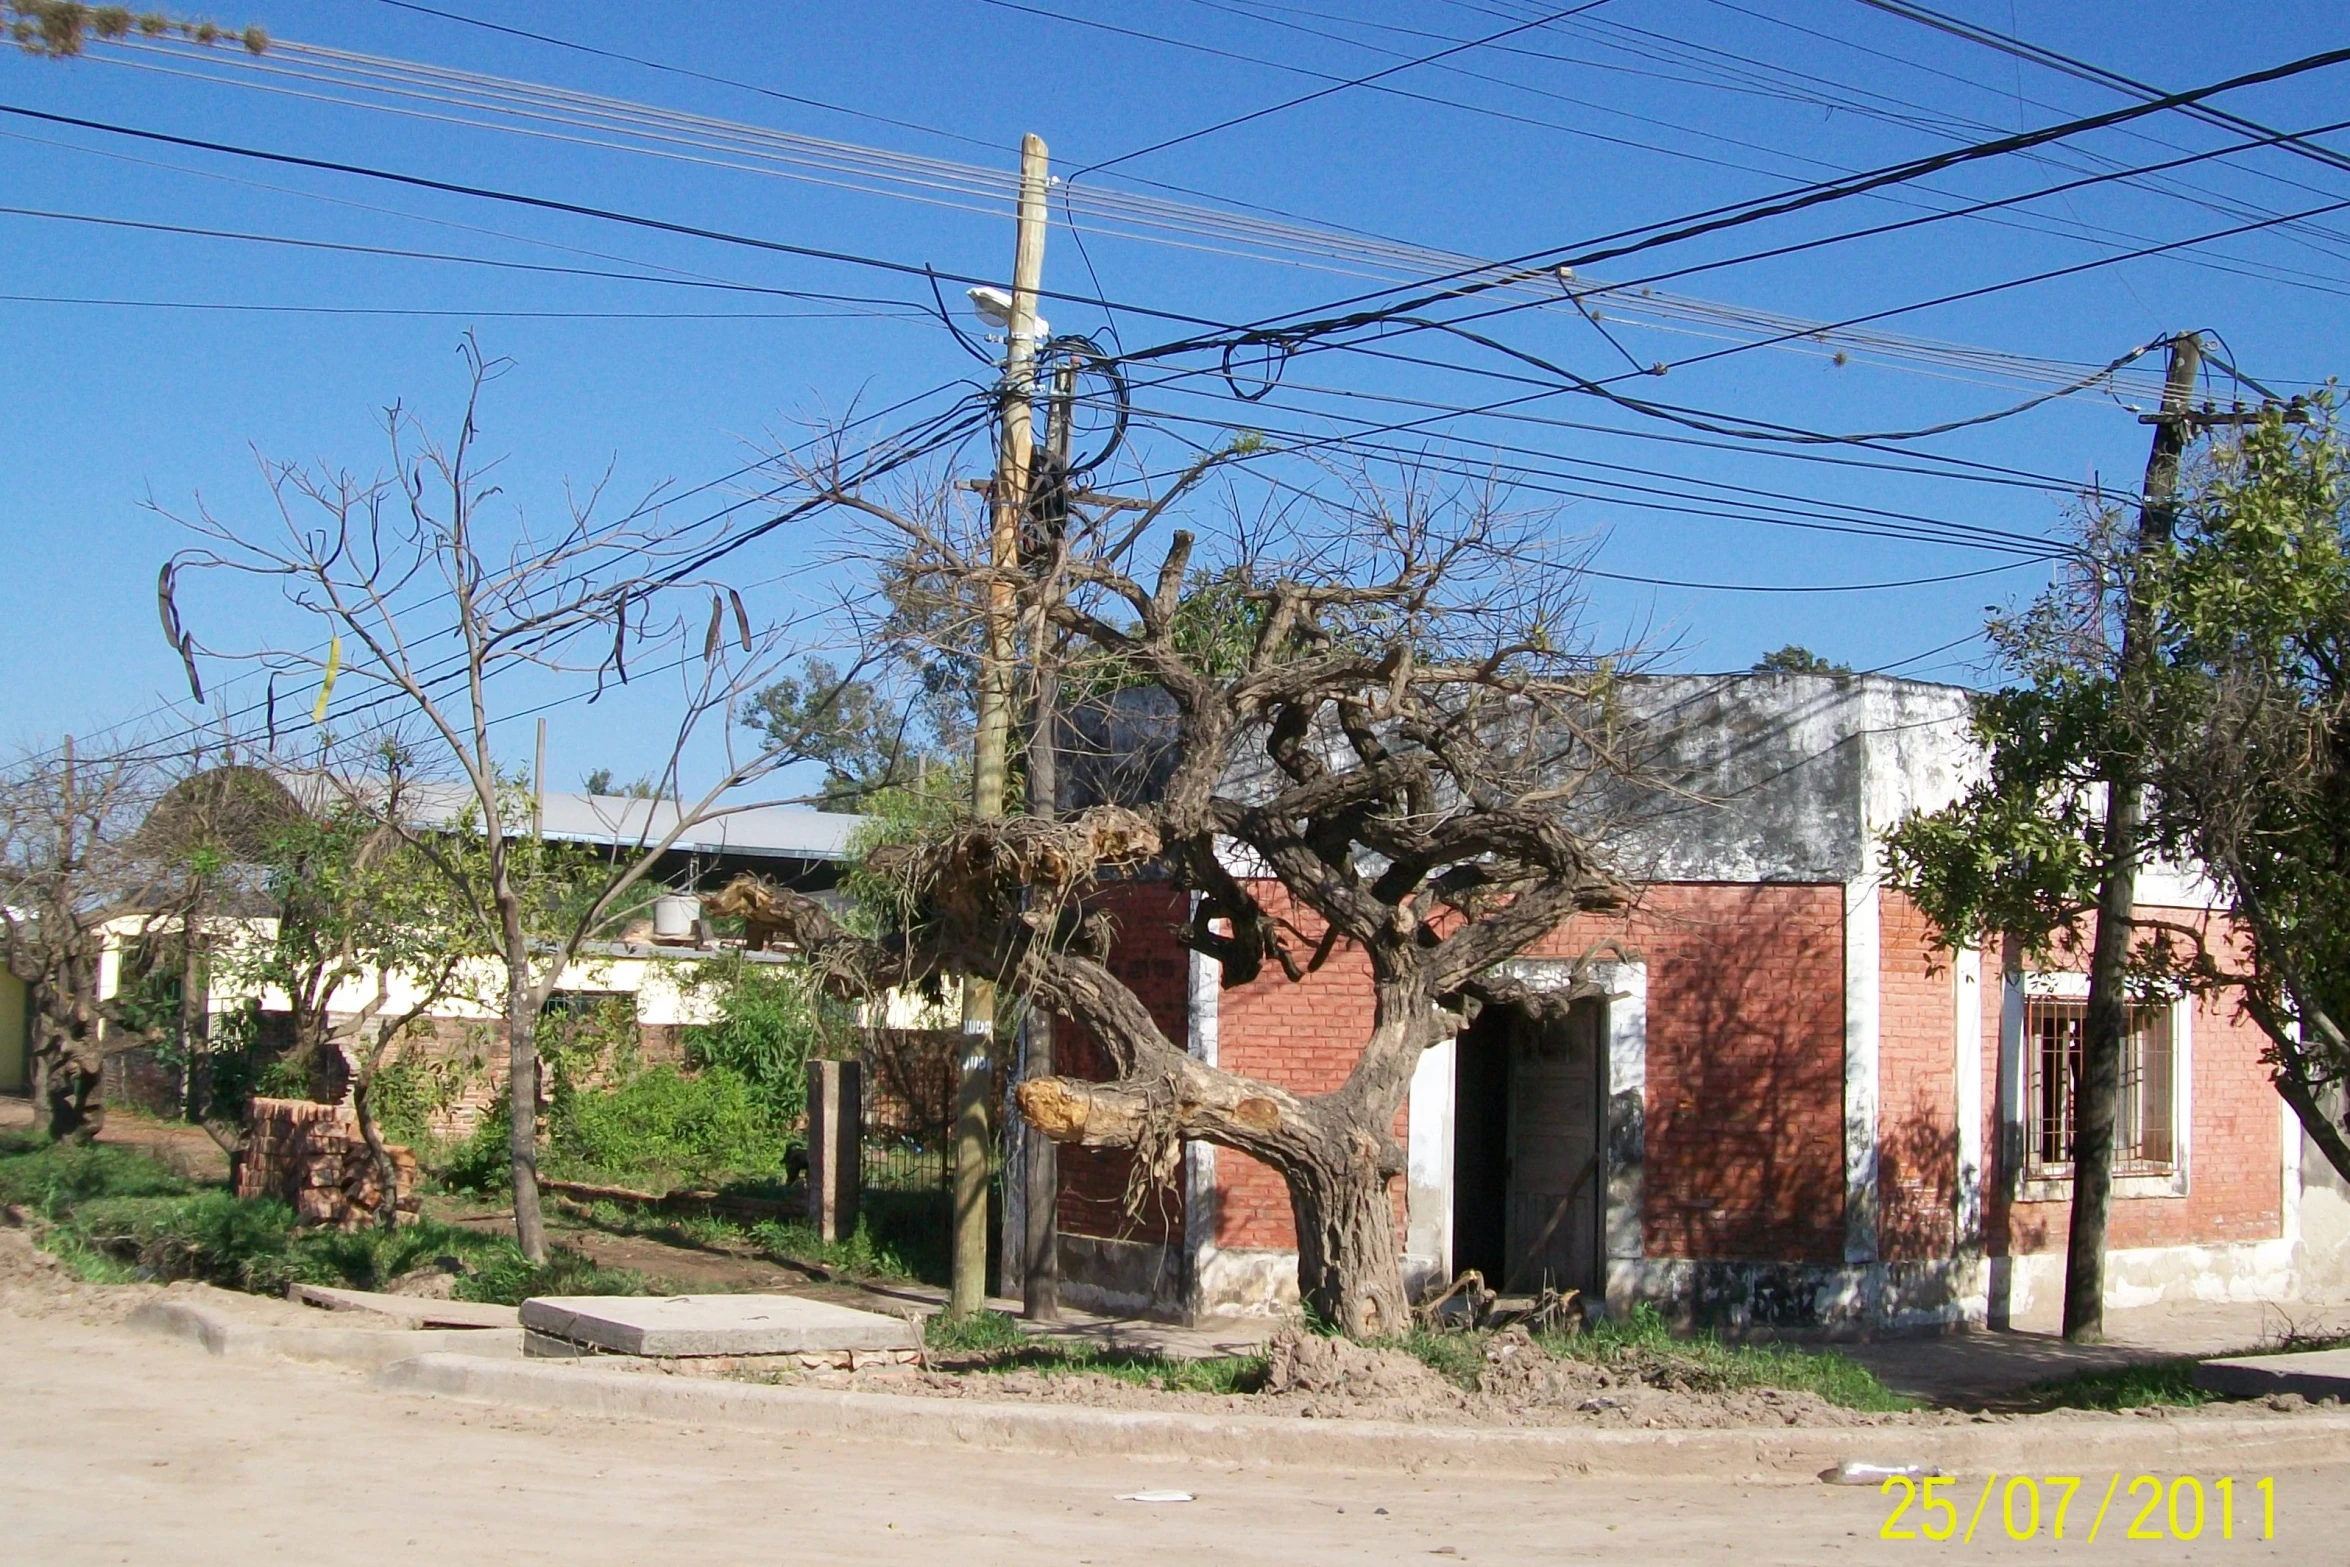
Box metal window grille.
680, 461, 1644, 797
2025, 998, 2175, 1177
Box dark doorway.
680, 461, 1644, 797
1452, 999, 1605, 1298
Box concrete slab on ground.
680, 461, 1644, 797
128, 1292, 522, 1369
2196, 1348, 2350, 1401
288, 1283, 518, 1330
520, 1293, 920, 1357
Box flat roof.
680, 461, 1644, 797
533, 791, 865, 861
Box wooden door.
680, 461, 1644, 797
1503, 1002, 1602, 1298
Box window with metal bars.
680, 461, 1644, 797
2025, 998, 2176, 1177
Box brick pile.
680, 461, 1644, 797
234, 1097, 419, 1228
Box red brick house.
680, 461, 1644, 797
1004, 672, 2336, 1332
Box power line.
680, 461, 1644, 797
64, 26, 2202, 399
371, 0, 1006, 152
0, 100, 1229, 335
1854, 0, 2350, 180
1128, 39, 2350, 359
0, 293, 919, 321
0, 204, 933, 312
1077, 1, 1610, 175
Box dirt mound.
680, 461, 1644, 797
0, 1226, 157, 1325
1261, 1327, 1467, 1417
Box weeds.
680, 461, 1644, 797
1544, 1303, 1914, 1411
917, 1309, 1265, 1392
1384, 1326, 1488, 1390
980, 1343, 1266, 1394
1384, 1304, 1916, 1411
2018, 1359, 2217, 1412
924, 1308, 1027, 1354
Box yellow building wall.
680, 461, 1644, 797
0, 970, 25, 1092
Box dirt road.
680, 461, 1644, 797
3, 1302, 2346, 1566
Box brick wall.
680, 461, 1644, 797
1529, 884, 1850, 1265
1067, 869, 2288, 1275
1052, 882, 1193, 1246
1210, 886, 1393, 1253
1878, 890, 1959, 1261
1982, 906, 2283, 1257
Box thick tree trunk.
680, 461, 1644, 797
33, 1011, 102, 1143
1286, 1142, 1409, 1338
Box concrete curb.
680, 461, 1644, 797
127, 1299, 522, 1370
374, 1353, 2350, 1480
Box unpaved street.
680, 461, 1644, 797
4, 1302, 2348, 1566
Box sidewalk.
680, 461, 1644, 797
1847, 1296, 2350, 1406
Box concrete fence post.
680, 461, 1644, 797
806, 1058, 862, 1243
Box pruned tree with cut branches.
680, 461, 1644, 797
747, 457, 1643, 1335
156, 341, 845, 1259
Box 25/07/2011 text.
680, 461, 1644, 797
1880, 1474, 2275, 1543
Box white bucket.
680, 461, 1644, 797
651, 894, 700, 941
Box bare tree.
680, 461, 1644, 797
158, 343, 837, 1259
0, 738, 163, 1139
744, 462, 1640, 1335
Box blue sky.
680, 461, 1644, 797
3, 0, 2347, 795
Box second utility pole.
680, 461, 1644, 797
2063, 329, 2200, 1343
953, 131, 1050, 1318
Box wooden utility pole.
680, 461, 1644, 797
2064, 330, 2201, 1343
953, 131, 1050, 1318
1020, 354, 1078, 1322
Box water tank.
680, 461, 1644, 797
651, 894, 700, 942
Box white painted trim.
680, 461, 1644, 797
1601, 960, 1648, 1267
1843, 881, 1882, 1264
1954, 945, 1984, 1251
1998, 961, 2027, 1190
1182, 919, 1222, 1313
2281, 1092, 2303, 1252
1405, 1036, 1456, 1285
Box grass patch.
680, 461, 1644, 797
0, 1132, 192, 1212
918, 1308, 1266, 1393
2, 1128, 644, 1305
1385, 1325, 1490, 1390
1542, 1305, 1915, 1412
982, 1343, 1266, 1394
1386, 1305, 1914, 1411
554, 1194, 921, 1284
2018, 1359, 2217, 1412
925, 1308, 1028, 1354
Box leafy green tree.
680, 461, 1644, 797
219, 779, 486, 1223
1752, 644, 1851, 674
2143, 397, 2350, 1185
1887, 395, 2350, 1275
743, 658, 953, 808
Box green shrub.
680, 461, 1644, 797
0, 1137, 191, 1215
682, 954, 844, 1127
440, 1093, 514, 1192
548, 1064, 791, 1188
70, 1191, 305, 1292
